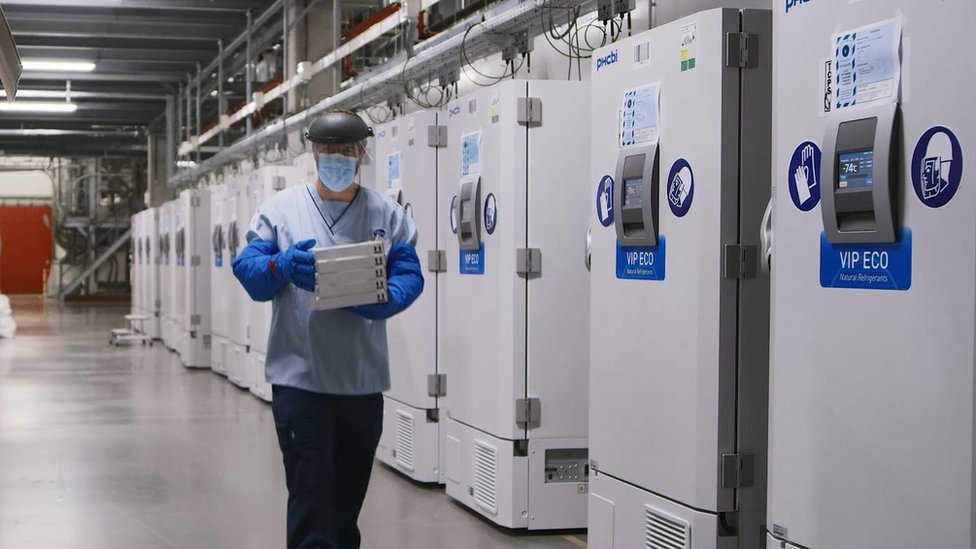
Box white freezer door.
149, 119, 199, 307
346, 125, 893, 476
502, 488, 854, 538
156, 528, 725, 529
228, 179, 250, 347
588, 9, 743, 513
248, 165, 303, 356
209, 185, 228, 339
768, 1, 976, 548
523, 80, 591, 441
376, 110, 440, 412
441, 82, 527, 442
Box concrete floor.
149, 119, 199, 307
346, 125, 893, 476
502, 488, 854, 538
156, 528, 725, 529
0, 296, 586, 549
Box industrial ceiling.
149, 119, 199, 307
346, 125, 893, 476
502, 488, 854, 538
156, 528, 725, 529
0, 0, 279, 157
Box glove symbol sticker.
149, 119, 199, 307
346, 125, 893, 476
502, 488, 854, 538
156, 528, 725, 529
596, 175, 614, 227
788, 141, 822, 212
913, 126, 963, 209
667, 158, 694, 218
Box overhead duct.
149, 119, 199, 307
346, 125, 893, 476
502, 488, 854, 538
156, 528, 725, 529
169, 0, 588, 187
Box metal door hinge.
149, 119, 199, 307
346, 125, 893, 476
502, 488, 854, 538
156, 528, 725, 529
191, 196, 202, 207
427, 125, 447, 148
723, 244, 757, 279
427, 249, 447, 273
272, 175, 286, 191
427, 374, 446, 397
721, 453, 754, 488
191, 255, 201, 267
190, 314, 201, 326
726, 32, 758, 68
515, 398, 541, 429
517, 97, 542, 127
516, 248, 542, 278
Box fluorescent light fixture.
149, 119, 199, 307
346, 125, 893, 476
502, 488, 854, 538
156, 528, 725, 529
177, 160, 197, 168
210, 90, 218, 97
22, 60, 96, 72
0, 101, 77, 113
0, 89, 65, 99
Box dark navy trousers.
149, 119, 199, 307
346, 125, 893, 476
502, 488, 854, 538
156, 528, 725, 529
271, 385, 384, 549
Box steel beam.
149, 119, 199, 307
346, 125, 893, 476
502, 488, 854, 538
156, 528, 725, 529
0, 0, 269, 11
21, 71, 187, 82
8, 15, 241, 42
14, 34, 220, 52
0, 129, 141, 137
58, 228, 131, 300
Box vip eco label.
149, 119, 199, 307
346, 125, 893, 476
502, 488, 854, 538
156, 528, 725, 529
819, 230, 911, 291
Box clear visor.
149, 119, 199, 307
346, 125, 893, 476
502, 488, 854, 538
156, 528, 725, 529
310, 140, 368, 160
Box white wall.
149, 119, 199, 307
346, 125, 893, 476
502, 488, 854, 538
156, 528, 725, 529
654, 0, 771, 26
0, 171, 54, 199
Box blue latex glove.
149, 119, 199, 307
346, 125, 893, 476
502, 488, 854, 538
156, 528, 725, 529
233, 238, 317, 301
347, 242, 424, 320
271, 238, 317, 292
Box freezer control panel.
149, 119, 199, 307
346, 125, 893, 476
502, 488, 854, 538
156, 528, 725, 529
544, 448, 589, 484
457, 178, 482, 250
822, 103, 898, 243
614, 143, 659, 247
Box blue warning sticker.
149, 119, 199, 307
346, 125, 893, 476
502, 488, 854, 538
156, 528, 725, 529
484, 193, 498, 235
459, 244, 485, 275
596, 175, 614, 227
819, 229, 911, 291
615, 237, 666, 281
667, 159, 694, 217
912, 126, 964, 209
788, 141, 822, 211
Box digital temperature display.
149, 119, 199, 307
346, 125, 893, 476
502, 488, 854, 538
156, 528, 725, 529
838, 150, 874, 189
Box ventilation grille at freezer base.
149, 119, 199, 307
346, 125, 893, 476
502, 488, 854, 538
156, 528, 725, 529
473, 439, 498, 515
644, 506, 690, 549
394, 410, 415, 472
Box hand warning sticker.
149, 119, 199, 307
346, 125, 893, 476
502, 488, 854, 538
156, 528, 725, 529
596, 176, 614, 227
788, 141, 822, 211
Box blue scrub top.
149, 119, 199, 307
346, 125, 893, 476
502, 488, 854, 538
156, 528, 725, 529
247, 182, 418, 395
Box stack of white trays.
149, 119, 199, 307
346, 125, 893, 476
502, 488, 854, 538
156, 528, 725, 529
313, 241, 389, 310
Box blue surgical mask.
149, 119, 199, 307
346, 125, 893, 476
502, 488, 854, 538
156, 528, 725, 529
317, 153, 358, 192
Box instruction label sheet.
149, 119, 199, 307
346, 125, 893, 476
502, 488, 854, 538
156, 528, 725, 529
620, 83, 660, 148
832, 19, 901, 110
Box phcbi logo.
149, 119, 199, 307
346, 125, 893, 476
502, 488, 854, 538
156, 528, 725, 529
785, 0, 813, 12
595, 50, 618, 71
448, 106, 462, 118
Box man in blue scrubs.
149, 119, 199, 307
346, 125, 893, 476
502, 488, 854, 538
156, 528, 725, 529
232, 111, 423, 549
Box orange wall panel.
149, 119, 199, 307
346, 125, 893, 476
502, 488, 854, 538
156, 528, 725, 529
0, 206, 52, 294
